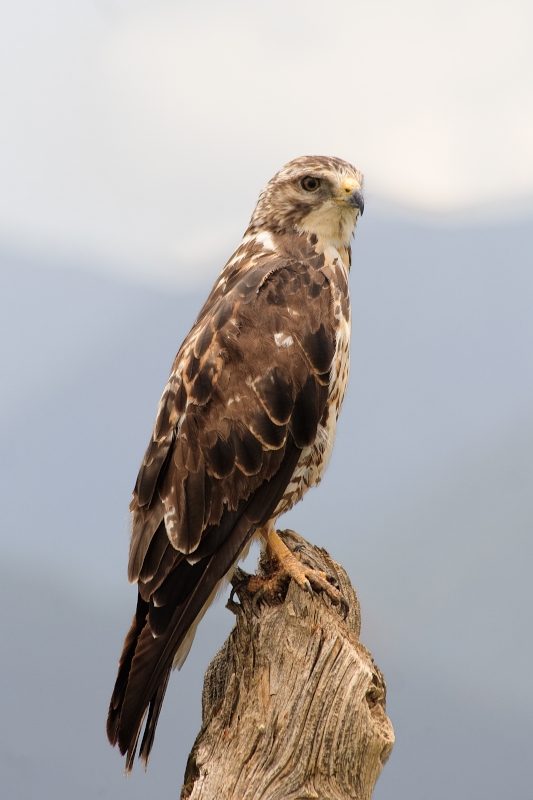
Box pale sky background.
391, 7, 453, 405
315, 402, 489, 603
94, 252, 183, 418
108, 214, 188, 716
1, 3, 532, 798
1, 0, 532, 286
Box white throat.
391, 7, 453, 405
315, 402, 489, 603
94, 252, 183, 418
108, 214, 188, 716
297, 200, 358, 249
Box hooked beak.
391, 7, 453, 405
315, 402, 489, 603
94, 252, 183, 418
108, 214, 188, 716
348, 189, 364, 216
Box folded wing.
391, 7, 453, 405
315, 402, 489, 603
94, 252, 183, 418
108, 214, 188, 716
107, 251, 339, 770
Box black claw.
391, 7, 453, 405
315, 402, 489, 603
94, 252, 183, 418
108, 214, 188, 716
229, 579, 249, 605
293, 544, 306, 554
303, 580, 314, 597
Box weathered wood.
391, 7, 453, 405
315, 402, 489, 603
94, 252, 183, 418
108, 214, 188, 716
181, 530, 394, 800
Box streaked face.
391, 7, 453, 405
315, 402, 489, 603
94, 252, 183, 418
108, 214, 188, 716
251, 156, 364, 245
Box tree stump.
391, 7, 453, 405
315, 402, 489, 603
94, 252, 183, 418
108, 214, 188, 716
181, 530, 394, 800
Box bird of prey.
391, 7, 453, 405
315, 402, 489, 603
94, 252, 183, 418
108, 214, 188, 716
107, 155, 364, 771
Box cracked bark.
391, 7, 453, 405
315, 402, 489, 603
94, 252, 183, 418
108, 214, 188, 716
181, 530, 394, 800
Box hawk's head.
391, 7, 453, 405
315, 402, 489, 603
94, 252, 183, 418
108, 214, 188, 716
248, 156, 364, 248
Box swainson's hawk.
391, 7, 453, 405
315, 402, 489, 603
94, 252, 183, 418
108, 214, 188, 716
107, 155, 364, 770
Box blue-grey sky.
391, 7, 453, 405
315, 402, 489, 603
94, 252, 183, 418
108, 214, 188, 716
1, 216, 532, 798
1, 3, 532, 798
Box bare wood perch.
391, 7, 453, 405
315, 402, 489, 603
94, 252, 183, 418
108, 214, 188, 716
181, 530, 394, 800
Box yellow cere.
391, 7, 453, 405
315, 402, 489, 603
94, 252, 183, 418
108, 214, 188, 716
341, 177, 360, 194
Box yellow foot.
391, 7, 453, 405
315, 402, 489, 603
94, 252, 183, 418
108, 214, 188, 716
246, 528, 349, 618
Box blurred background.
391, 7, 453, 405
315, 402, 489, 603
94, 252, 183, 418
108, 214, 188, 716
1, 1, 532, 798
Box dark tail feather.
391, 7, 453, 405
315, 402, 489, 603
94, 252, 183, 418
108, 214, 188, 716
108, 436, 301, 770
107, 515, 255, 772
138, 668, 172, 768
107, 594, 149, 746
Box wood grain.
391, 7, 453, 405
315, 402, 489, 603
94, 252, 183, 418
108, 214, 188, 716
181, 530, 394, 800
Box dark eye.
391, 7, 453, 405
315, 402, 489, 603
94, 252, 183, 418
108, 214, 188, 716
301, 176, 320, 192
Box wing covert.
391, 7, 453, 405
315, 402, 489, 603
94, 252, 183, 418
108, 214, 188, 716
129, 253, 338, 589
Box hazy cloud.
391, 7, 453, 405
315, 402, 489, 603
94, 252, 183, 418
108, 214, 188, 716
1, 0, 532, 285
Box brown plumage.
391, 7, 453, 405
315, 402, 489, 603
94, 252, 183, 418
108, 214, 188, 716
107, 155, 364, 771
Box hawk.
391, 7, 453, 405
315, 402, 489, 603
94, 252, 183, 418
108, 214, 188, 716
107, 155, 364, 771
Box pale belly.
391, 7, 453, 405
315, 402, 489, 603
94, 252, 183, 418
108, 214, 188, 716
273, 312, 351, 519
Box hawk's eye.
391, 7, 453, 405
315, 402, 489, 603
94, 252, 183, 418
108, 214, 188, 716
301, 176, 320, 192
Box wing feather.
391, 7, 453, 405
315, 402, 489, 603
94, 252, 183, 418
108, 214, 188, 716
108, 241, 341, 769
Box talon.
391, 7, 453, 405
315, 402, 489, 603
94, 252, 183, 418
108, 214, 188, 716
229, 579, 249, 605
250, 529, 348, 618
